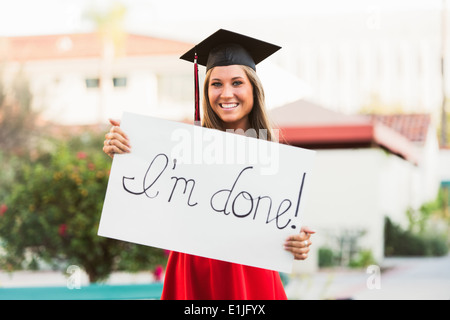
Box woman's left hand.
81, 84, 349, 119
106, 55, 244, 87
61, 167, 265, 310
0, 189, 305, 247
284, 226, 316, 260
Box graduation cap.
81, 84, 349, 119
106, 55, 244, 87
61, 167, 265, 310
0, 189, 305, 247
180, 29, 281, 123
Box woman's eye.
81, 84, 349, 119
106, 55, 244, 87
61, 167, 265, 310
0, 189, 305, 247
211, 82, 222, 87
233, 81, 243, 86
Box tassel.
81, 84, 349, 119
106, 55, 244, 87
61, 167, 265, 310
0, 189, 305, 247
194, 51, 200, 124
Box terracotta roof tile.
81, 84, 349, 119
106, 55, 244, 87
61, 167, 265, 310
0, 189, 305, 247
370, 114, 431, 144
269, 99, 426, 164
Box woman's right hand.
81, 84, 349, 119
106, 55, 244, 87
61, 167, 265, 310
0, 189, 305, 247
103, 119, 132, 159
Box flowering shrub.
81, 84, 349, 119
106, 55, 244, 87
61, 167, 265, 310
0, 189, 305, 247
0, 134, 167, 282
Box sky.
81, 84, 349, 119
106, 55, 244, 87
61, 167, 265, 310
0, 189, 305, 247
0, 0, 443, 40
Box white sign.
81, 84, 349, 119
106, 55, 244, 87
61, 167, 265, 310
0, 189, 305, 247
98, 112, 315, 273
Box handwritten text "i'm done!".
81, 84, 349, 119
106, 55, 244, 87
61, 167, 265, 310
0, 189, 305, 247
122, 152, 307, 231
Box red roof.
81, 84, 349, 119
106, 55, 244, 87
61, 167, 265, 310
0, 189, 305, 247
270, 99, 372, 145
270, 99, 428, 165
370, 114, 431, 144
0, 33, 193, 62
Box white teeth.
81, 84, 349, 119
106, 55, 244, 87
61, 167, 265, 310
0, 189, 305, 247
220, 103, 238, 109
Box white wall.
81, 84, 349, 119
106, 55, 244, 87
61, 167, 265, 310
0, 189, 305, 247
438, 149, 450, 183
293, 147, 434, 274
6, 55, 193, 125
417, 128, 441, 203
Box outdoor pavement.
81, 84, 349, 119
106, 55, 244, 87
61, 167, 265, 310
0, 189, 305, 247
285, 255, 450, 300
1, 255, 449, 300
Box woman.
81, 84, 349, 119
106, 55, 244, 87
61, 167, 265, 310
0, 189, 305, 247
103, 29, 315, 299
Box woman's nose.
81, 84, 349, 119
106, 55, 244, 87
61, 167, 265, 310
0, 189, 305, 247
220, 84, 234, 99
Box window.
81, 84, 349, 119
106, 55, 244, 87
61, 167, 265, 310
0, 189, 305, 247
85, 78, 100, 88
85, 77, 128, 89
113, 77, 127, 88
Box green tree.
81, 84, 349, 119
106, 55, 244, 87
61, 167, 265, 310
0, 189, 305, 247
0, 66, 39, 156
0, 134, 167, 283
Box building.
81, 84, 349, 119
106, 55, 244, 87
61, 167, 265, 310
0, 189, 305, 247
0, 32, 194, 125
0, 32, 309, 125
143, 5, 447, 122
270, 99, 440, 271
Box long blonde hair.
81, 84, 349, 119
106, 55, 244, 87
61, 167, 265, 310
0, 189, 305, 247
201, 65, 275, 141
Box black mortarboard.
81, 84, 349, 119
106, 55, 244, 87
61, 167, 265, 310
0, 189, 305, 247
180, 29, 281, 123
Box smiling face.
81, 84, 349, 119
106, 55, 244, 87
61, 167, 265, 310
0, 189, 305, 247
207, 65, 254, 131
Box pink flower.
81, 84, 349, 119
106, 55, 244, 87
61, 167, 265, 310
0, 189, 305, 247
76, 152, 87, 160
58, 224, 67, 236
0, 204, 7, 216
153, 265, 164, 281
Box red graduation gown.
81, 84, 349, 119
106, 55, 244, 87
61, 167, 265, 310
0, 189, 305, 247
160, 251, 287, 300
